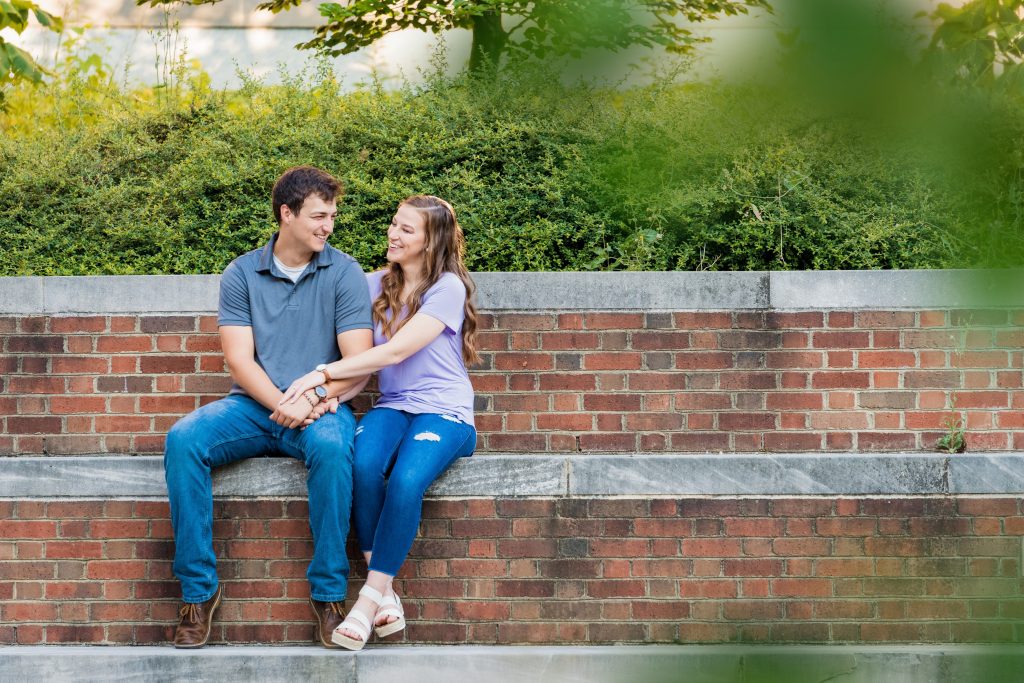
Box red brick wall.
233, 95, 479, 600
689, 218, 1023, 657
4, 309, 1022, 644
1, 497, 1021, 645
2, 309, 1022, 455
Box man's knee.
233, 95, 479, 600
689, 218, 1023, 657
301, 409, 356, 467
164, 412, 203, 466
164, 400, 234, 470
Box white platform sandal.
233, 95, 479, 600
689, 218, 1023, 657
374, 591, 406, 638
330, 585, 382, 651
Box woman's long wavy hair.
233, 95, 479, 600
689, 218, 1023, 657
372, 195, 480, 365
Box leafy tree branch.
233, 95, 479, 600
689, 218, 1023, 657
137, 0, 771, 71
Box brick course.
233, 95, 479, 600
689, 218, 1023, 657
0, 497, 1021, 645
1, 310, 1022, 455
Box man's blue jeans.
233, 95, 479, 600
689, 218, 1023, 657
352, 408, 476, 576
164, 394, 355, 603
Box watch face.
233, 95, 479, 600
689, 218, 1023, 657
314, 385, 328, 398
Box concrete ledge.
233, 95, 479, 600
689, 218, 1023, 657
769, 270, 1024, 310
472, 272, 768, 310
0, 455, 564, 499
0, 275, 222, 314
569, 454, 950, 496
1, 270, 1021, 314
1, 645, 1023, 683
4, 454, 1024, 499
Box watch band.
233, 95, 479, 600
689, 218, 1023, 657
316, 363, 334, 382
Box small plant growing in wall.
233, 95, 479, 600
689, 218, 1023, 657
935, 317, 970, 454
936, 412, 966, 453
936, 379, 966, 454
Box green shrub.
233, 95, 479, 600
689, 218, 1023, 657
0, 52, 1020, 274
582, 81, 1016, 271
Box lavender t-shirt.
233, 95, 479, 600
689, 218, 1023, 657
367, 270, 474, 425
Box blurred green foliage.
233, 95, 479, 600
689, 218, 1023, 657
1, 26, 1023, 274
0, 0, 63, 108
925, 0, 1024, 84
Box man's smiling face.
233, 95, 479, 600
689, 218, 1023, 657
281, 195, 337, 255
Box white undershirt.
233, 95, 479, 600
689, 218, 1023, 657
273, 254, 310, 283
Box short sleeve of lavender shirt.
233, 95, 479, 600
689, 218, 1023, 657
418, 273, 466, 332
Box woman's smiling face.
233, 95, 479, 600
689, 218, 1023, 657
386, 203, 428, 268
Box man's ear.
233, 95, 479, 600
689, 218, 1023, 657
280, 204, 295, 225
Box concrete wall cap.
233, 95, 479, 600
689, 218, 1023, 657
4, 453, 1024, 499
1, 270, 1021, 314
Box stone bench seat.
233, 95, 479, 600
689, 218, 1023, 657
5, 452, 1024, 499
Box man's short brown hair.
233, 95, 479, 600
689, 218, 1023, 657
272, 166, 342, 224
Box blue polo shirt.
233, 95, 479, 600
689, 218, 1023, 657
218, 233, 372, 395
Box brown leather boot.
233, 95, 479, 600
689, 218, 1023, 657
173, 585, 223, 649
309, 598, 347, 648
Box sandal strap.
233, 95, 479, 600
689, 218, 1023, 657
358, 584, 385, 605
336, 609, 371, 641
379, 593, 402, 610
377, 593, 404, 620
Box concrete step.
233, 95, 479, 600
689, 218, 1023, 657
3, 645, 1024, 683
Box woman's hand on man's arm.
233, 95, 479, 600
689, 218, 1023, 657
280, 316, 444, 405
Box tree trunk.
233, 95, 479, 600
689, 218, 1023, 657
469, 10, 507, 72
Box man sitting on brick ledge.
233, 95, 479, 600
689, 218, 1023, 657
163, 166, 373, 648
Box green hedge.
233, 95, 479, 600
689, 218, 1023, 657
1, 60, 1021, 274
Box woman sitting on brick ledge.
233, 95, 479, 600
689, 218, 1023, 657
281, 195, 479, 651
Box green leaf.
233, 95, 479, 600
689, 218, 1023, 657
31, 7, 61, 31
3, 40, 45, 82
0, 0, 29, 33
0, 42, 11, 76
